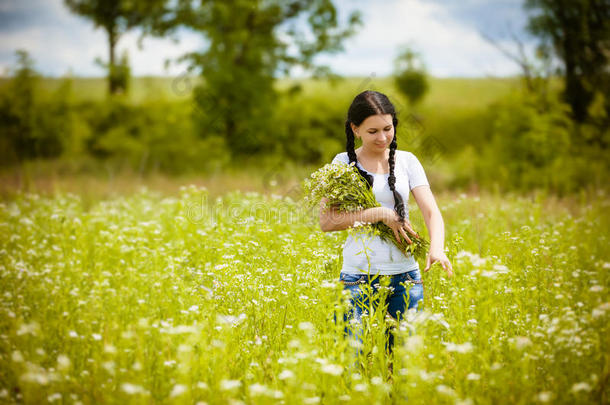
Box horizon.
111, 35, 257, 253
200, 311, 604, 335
0, 71, 526, 80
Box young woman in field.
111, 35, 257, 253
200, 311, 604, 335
319, 90, 453, 367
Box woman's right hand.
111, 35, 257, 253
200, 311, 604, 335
377, 207, 418, 245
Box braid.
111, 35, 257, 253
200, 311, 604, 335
345, 90, 406, 223
345, 120, 373, 188
388, 116, 406, 222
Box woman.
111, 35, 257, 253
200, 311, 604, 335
319, 90, 453, 366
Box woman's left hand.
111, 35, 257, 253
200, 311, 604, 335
424, 247, 454, 278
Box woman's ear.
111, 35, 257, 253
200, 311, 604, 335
350, 123, 359, 138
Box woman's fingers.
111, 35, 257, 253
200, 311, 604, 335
403, 221, 419, 238
424, 254, 431, 272
424, 253, 454, 278
444, 263, 453, 278
399, 226, 412, 244
445, 259, 454, 278
437, 257, 454, 278
392, 227, 401, 243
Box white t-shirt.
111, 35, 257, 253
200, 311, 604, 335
330, 150, 430, 275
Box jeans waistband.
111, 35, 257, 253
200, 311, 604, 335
340, 272, 424, 286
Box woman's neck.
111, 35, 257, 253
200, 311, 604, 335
355, 147, 390, 174
356, 147, 388, 161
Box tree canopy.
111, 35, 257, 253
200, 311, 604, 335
525, 0, 610, 136
143, 0, 362, 157
64, 0, 166, 95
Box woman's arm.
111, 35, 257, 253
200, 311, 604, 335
411, 185, 453, 277
318, 197, 418, 244
318, 197, 384, 232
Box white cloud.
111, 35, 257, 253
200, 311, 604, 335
0, 0, 205, 77
118, 30, 207, 76
313, 0, 524, 78
0, 0, 527, 78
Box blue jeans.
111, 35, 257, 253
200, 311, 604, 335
337, 269, 424, 357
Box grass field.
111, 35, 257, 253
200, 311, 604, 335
0, 75, 525, 107
1, 184, 608, 404
1, 72, 605, 404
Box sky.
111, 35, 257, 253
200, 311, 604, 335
0, 0, 537, 78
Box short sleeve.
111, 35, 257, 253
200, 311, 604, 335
405, 152, 429, 190
331, 152, 348, 166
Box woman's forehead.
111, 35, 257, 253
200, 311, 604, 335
361, 114, 393, 128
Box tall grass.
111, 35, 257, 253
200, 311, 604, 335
1, 186, 608, 404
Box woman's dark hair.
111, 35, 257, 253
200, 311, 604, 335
345, 90, 406, 222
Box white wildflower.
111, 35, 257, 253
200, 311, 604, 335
104, 344, 117, 354
16, 321, 40, 336
511, 336, 532, 350
57, 354, 71, 371
298, 321, 314, 331
571, 382, 592, 393
493, 264, 509, 273
321, 364, 343, 376
12, 350, 24, 363
170, 384, 188, 397
354, 383, 368, 392
443, 341, 473, 353
248, 383, 268, 396
436, 384, 456, 396
278, 370, 295, 380
534, 391, 553, 402
592, 302, 610, 318
217, 313, 247, 327
121, 383, 147, 395
220, 379, 242, 391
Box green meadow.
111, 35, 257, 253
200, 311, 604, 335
1, 73, 608, 404
1, 184, 609, 404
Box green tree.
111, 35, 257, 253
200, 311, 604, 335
94, 49, 131, 96
393, 48, 429, 107
0, 50, 68, 165
0, 50, 39, 164
144, 0, 362, 158
64, 0, 164, 96
524, 0, 610, 133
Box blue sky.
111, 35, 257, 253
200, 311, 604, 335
0, 0, 537, 78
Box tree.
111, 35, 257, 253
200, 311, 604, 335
144, 0, 362, 157
0, 50, 66, 165
64, 0, 164, 96
0, 50, 38, 164
393, 48, 429, 107
94, 49, 131, 96
524, 0, 610, 129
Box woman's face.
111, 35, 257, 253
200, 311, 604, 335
351, 113, 394, 152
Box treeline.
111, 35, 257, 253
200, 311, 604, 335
2, 0, 608, 195
1, 50, 608, 195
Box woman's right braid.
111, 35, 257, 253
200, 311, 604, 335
345, 120, 374, 188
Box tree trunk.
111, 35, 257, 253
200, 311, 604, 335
107, 26, 117, 96
225, 114, 236, 156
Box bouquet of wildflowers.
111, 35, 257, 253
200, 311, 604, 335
303, 161, 429, 260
